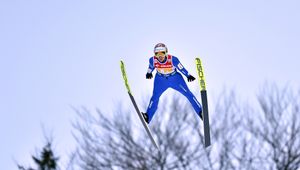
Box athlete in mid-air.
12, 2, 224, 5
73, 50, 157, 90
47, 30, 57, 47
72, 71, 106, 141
142, 43, 203, 124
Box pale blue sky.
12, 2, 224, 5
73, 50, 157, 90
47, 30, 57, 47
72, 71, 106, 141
0, 0, 299, 169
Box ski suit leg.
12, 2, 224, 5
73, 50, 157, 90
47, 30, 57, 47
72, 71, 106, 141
147, 75, 169, 122
169, 73, 202, 117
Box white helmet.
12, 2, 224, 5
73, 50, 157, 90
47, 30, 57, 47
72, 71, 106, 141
154, 43, 168, 54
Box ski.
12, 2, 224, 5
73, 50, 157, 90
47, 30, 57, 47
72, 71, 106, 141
120, 60, 160, 150
195, 58, 211, 147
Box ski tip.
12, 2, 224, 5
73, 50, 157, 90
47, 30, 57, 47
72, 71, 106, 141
120, 60, 126, 68
195, 57, 201, 63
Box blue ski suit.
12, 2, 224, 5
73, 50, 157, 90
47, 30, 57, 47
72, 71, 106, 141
146, 55, 202, 122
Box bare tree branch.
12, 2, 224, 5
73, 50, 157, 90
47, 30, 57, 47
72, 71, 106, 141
69, 85, 300, 170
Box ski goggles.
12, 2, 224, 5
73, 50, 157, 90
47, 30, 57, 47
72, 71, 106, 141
155, 51, 166, 56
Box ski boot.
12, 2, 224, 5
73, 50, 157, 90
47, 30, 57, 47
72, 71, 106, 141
141, 112, 149, 124
199, 110, 203, 120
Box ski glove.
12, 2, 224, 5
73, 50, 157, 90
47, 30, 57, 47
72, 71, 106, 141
146, 73, 153, 79
187, 75, 196, 82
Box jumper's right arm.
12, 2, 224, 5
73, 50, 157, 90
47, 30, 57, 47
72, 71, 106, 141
146, 57, 154, 79
147, 57, 155, 73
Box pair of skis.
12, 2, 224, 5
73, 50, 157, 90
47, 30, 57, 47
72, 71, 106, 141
120, 58, 211, 150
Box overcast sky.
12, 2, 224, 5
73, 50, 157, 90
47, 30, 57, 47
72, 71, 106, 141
0, 0, 299, 169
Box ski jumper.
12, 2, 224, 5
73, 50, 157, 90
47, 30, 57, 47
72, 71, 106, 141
146, 55, 202, 122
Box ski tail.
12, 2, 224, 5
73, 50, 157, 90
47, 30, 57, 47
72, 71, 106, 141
195, 58, 211, 148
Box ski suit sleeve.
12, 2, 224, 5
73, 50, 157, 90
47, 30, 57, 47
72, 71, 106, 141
172, 56, 190, 77
147, 57, 155, 73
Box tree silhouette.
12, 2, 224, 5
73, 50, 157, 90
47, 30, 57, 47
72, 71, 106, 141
32, 142, 59, 170
18, 141, 59, 170
69, 85, 300, 170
